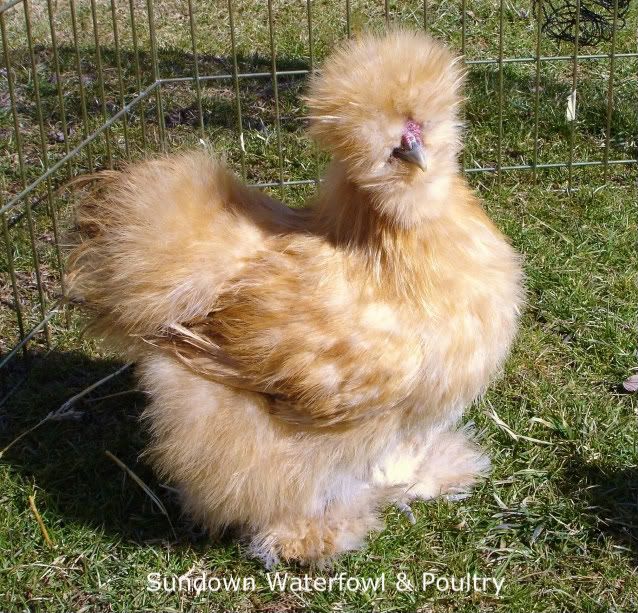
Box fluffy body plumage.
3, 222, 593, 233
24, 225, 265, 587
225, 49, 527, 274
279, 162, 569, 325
67, 31, 523, 565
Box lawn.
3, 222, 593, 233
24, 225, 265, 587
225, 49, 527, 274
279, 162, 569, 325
1, 1, 637, 611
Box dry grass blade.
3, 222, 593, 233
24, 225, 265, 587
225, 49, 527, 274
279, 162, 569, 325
0, 363, 133, 458
484, 402, 554, 446
104, 450, 177, 540
0, 418, 51, 459
28, 493, 54, 549
85, 389, 140, 404
55, 363, 133, 417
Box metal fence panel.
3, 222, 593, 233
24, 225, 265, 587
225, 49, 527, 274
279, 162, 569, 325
0, 0, 636, 382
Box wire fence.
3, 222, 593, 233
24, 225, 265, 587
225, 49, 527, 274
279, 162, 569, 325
0, 0, 636, 387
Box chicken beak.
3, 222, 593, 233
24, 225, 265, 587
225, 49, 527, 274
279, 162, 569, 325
392, 141, 428, 172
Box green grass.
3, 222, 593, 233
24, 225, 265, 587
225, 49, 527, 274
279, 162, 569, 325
1, 1, 638, 611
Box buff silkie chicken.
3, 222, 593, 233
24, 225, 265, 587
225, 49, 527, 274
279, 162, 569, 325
67, 30, 523, 566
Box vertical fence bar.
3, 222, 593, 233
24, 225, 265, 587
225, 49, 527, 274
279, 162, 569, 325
602, 0, 619, 182
460, 0, 466, 56
69, 0, 95, 171
567, 0, 581, 191
460, 0, 466, 169
146, 0, 166, 150
0, 9, 50, 348
267, 0, 285, 197
307, 0, 320, 185
1, 213, 27, 359
227, 0, 246, 180
384, 0, 389, 25
23, 0, 67, 321
307, 0, 315, 76
532, 0, 543, 183
46, 0, 76, 323
345, 0, 351, 38
423, 0, 428, 32
496, 0, 505, 185
128, 0, 147, 150
46, 0, 71, 163
89, 0, 113, 168
110, 0, 130, 158
187, 0, 205, 139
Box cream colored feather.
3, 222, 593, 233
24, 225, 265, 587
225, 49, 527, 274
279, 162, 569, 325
67, 30, 523, 565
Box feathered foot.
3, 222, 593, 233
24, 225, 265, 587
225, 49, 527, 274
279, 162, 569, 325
373, 427, 491, 523
405, 428, 491, 501
247, 494, 384, 568
394, 501, 417, 525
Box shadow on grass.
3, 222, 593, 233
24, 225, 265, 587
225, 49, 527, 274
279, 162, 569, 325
464, 64, 638, 166
559, 458, 638, 563
0, 351, 222, 549
3, 43, 636, 215
2, 349, 638, 576
1, 46, 310, 128
3, 45, 635, 151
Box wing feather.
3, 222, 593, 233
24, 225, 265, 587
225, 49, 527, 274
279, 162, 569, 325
150, 245, 424, 428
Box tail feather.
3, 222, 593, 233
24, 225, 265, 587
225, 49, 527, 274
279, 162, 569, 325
65, 151, 297, 354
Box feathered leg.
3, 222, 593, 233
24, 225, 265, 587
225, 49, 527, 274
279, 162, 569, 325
139, 354, 395, 566
372, 428, 491, 508
248, 490, 385, 568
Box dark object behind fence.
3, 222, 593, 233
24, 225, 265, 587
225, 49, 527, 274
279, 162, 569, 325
536, 0, 632, 46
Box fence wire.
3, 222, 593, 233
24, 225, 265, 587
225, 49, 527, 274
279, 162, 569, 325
0, 0, 636, 382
